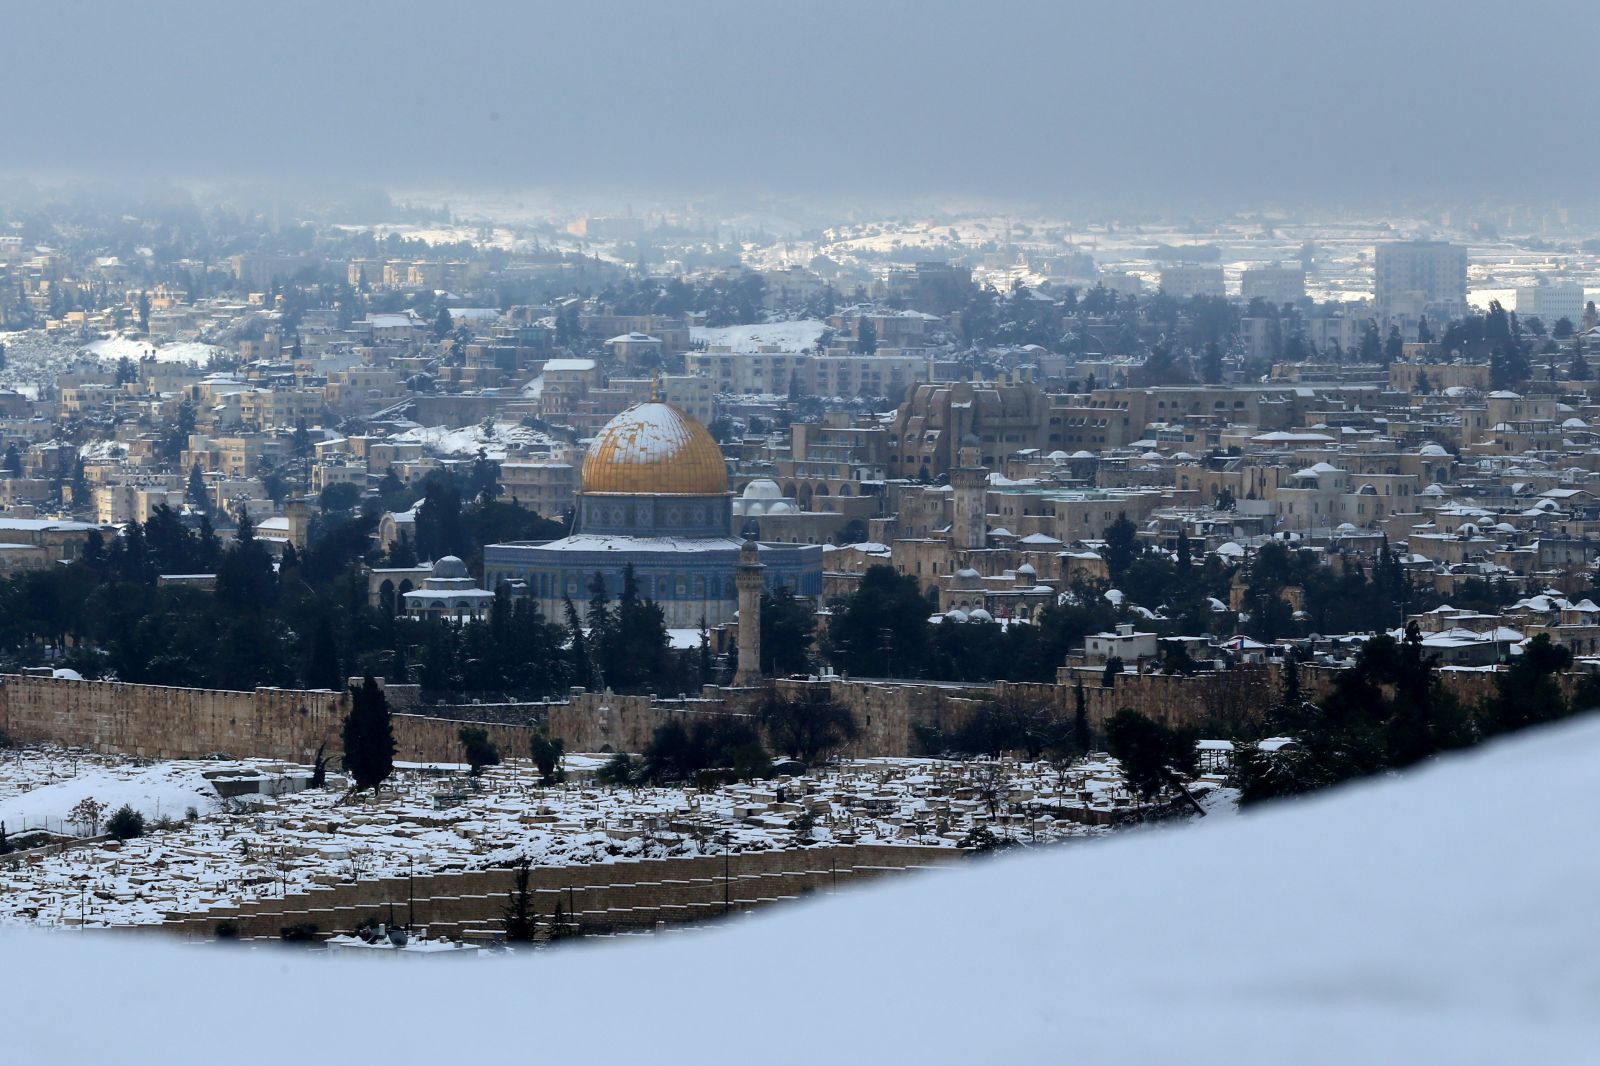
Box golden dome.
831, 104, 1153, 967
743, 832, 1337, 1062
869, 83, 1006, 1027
581, 402, 729, 495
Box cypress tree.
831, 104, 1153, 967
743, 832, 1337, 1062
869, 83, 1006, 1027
564, 596, 593, 690
503, 858, 538, 942
342, 673, 395, 793
186, 462, 208, 512
1072, 676, 1091, 756
305, 613, 342, 690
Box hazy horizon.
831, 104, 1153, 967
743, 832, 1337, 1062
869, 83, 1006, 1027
2, 0, 1594, 215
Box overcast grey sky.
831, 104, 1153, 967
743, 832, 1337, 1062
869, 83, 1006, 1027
1, 0, 1591, 211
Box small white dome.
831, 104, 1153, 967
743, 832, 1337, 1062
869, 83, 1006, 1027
432, 556, 469, 579
741, 478, 784, 500
943, 609, 970, 623
968, 608, 994, 622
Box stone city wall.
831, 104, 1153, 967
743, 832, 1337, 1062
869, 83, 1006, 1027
8, 662, 1542, 769
547, 689, 755, 754
0, 675, 536, 765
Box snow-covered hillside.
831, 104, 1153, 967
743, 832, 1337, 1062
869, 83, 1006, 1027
82, 335, 225, 366
691, 319, 826, 352
5, 714, 1598, 1063
388, 420, 561, 460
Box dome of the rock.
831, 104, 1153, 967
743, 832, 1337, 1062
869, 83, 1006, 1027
581, 402, 728, 496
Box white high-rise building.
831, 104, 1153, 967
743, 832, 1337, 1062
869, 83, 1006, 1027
1158, 263, 1225, 299
1241, 264, 1307, 305
1375, 241, 1468, 322
1515, 281, 1585, 328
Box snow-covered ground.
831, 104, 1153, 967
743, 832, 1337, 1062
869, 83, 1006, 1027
81, 335, 225, 366
692, 319, 826, 352
0, 753, 224, 837
0, 747, 1135, 929
388, 420, 562, 460
3, 713, 1596, 1063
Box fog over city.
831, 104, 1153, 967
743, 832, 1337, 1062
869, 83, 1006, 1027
4, 0, 1595, 211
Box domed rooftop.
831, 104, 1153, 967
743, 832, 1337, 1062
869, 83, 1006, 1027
432, 555, 469, 579
741, 478, 784, 500
581, 402, 728, 496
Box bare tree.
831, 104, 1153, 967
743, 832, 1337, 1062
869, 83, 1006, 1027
67, 796, 105, 836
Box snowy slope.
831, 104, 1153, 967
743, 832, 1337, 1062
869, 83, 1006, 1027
691, 319, 825, 352
6, 715, 1600, 1064
0, 762, 219, 834
83, 335, 224, 365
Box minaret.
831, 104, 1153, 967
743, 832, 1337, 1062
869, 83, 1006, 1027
733, 538, 765, 686
950, 440, 988, 551
285, 497, 313, 551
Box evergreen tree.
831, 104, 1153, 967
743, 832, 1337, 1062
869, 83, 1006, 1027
1072, 676, 1091, 756
341, 674, 396, 793
825, 565, 930, 678
106, 804, 145, 840
215, 513, 277, 609
305, 613, 342, 690
413, 476, 468, 560
855, 317, 877, 355
530, 726, 564, 784
387, 532, 418, 568
760, 585, 815, 675
457, 726, 501, 776
391, 635, 410, 684
1201, 340, 1223, 384
1175, 530, 1192, 575
1571, 341, 1591, 381
699, 616, 712, 685
186, 462, 209, 512
1415, 370, 1431, 394
1357, 320, 1382, 363
1102, 512, 1140, 585
1384, 325, 1403, 365
1416, 315, 1432, 344
1106, 709, 1197, 802
433, 306, 454, 339
291, 418, 313, 458
502, 857, 538, 942
1481, 633, 1572, 735
2, 443, 21, 477
195, 513, 222, 571
564, 596, 594, 689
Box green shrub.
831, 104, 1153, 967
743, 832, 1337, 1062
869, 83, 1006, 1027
105, 804, 145, 841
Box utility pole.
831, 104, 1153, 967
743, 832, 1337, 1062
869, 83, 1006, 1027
722, 832, 731, 915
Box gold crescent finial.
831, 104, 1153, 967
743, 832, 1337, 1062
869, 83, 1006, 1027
651, 369, 661, 402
